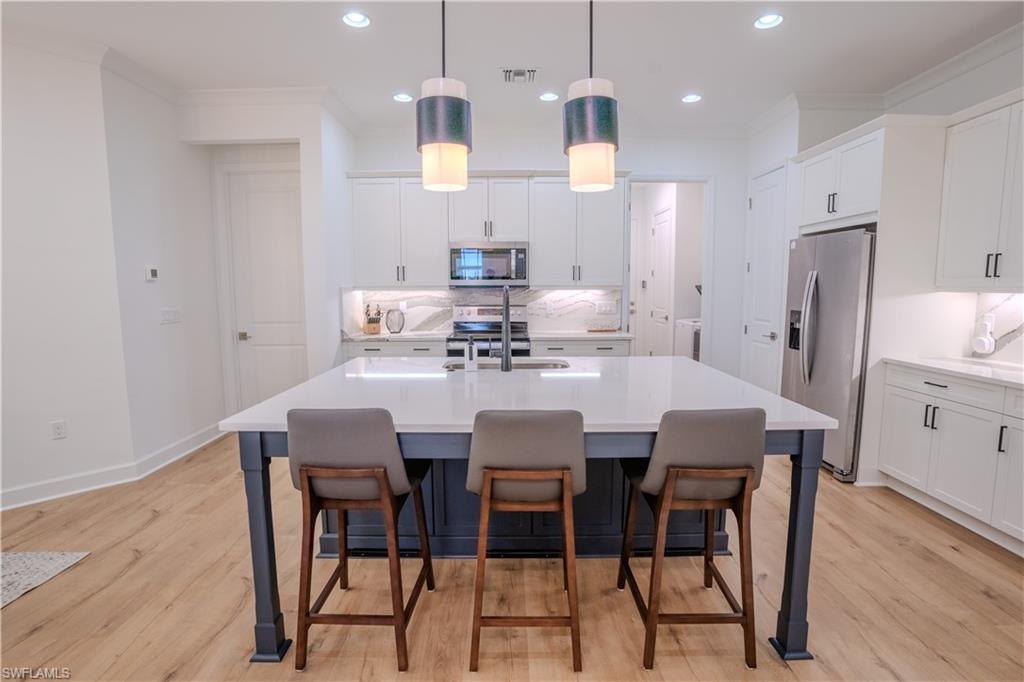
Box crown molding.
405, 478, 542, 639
100, 49, 179, 105
794, 93, 885, 112
2, 21, 108, 65
884, 23, 1024, 110
178, 86, 333, 108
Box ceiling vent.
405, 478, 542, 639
502, 68, 537, 84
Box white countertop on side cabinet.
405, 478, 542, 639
884, 357, 1024, 390
530, 331, 634, 341
220, 356, 838, 434
344, 331, 448, 342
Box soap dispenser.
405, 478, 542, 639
971, 313, 996, 355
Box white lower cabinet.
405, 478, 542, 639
992, 417, 1024, 540
345, 340, 445, 360
533, 339, 631, 357
878, 362, 1021, 544
925, 399, 1002, 522
878, 386, 935, 490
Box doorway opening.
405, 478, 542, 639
628, 182, 706, 358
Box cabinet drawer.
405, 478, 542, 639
534, 339, 630, 356
388, 341, 445, 357
885, 365, 1005, 412
350, 342, 388, 356
1004, 389, 1024, 419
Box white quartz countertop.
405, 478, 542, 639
884, 356, 1024, 390
220, 356, 837, 433
344, 331, 448, 342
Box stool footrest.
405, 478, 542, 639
659, 612, 745, 625
308, 614, 395, 626
480, 615, 572, 628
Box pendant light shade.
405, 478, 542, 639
417, 77, 472, 191
564, 77, 618, 192
417, 2, 471, 192
563, 2, 619, 193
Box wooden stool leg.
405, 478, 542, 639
383, 500, 409, 672
618, 483, 638, 590
469, 472, 493, 672
338, 509, 349, 590
560, 525, 569, 592
562, 474, 583, 672
295, 495, 317, 671
738, 497, 757, 668
643, 484, 673, 670
703, 510, 714, 589
413, 485, 435, 591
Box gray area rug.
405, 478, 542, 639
1, 551, 89, 607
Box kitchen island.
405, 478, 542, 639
219, 356, 837, 664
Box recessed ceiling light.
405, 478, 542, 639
539, 92, 559, 102
754, 14, 783, 29
393, 93, 413, 103
681, 94, 702, 104
342, 11, 371, 28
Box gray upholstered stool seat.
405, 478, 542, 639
287, 408, 435, 673
617, 408, 766, 670
467, 410, 586, 673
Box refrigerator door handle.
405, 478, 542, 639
799, 269, 818, 385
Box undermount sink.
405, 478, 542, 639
442, 359, 571, 371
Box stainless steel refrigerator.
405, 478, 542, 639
781, 225, 875, 481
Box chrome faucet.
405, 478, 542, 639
500, 285, 512, 372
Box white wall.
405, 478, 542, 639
354, 129, 748, 376
101, 65, 226, 472
2, 43, 135, 505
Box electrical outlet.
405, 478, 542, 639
50, 420, 68, 440
596, 302, 616, 315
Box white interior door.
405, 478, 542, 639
227, 169, 308, 408
741, 167, 787, 392
647, 206, 675, 356
628, 216, 644, 353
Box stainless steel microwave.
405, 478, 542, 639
449, 242, 528, 287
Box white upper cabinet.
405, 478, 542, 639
529, 177, 578, 286
400, 179, 449, 287
488, 178, 530, 241
797, 130, 883, 229
352, 178, 402, 287
448, 178, 489, 241
577, 179, 626, 286
529, 177, 626, 287
448, 177, 530, 242
352, 178, 448, 288
936, 102, 1022, 292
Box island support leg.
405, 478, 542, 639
239, 431, 292, 662
769, 429, 823, 661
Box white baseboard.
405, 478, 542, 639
883, 475, 1024, 557
0, 424, 225, 511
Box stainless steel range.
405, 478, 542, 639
446, 304, 531, 357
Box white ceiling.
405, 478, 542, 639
4, 2, 1022, 136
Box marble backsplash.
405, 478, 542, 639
976, 293, 1023, 363
343, 289, 622, 336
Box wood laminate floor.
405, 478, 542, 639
1, 436, 1021, 681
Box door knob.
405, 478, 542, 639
238, 331, 251, 341
762, 331, 778, 341
663, 314, 670, 321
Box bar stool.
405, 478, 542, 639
287, 408, 435, 672
466, 410, 587, 672
616, 408, 766, 670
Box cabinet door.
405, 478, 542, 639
529, 177, 578, 286
488, 177, 530, 241
448, 178, 489, 241
577, 179, 626, 286
352, 178, 402, 287
878, 386, 935, 490
936, 107, 1012, 289
834, 131, 883, 220
798, 152, 836, 227
995, 102, 1023, 291
400, 179, 449, 287
925, 398, 1002, 522
991, 416, 1024, 540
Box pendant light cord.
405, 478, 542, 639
441, 0, 447, 78
589, 0, 594, 78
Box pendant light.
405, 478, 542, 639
417, 1, 472, 191
563, 0, 618, 192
